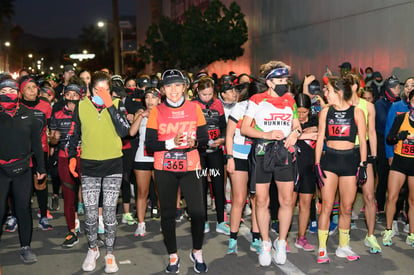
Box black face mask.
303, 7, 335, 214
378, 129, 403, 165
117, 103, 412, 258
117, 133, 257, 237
274, 84, 288, 97
66, 99, 80, 106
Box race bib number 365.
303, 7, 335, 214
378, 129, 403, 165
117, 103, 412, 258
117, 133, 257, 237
163, 152, 188, 172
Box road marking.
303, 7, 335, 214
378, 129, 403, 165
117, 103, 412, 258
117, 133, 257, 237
239, 224, 306, 275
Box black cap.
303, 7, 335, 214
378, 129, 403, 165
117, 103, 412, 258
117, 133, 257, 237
0, 79, 19, 91
308, 79, 321, 95
339, 62, 352, 70
64, 83, 82, 96
137, 77, 151, 89
111, 86, 128, 97
64, 65, 75, 73
385, 75, 400, 88
161, 69, 186, 86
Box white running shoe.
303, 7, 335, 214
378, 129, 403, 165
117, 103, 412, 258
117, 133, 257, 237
82, 248, 100, 272
403, 223, 409, 234
258, 240, 272, 266
273, 238, 287, 265
104, 254, 119, 273
134, 222, 146, 237
335, 246, 360, 261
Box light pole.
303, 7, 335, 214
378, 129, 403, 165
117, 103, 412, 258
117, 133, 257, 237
4, 41, 10, 72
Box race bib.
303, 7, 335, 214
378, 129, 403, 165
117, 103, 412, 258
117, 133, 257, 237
208, 126, 219, 140
401, 140, 414, 156
329, 124, 350, 137
163, 151, 188, 172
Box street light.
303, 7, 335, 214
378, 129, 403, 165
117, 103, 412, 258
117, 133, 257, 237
97, 21, 105, 28
28, 53, 33, 59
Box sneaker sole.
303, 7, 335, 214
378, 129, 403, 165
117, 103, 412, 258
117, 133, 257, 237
5, 227, 17, 233
216, 229, 230, 235
189, 253, 208, 273
294, 242, 314, 252
165, 263, 180, 274
62, 239, 79, 248
335, 250, 360, 261
38, 225, 53, 231
363, 240, 382, 254
20, 256, 37, 264
317, 258, 330, 264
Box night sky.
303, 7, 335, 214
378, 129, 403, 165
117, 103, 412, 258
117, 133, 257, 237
11, 0, 136, 39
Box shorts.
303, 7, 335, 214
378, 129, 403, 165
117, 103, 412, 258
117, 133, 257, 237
234, 158, 249, 172
297, 162, 316, 194
320, 147, 358, 177
390, 154, 414, 176
255, 155, 295, 183
133, 161, 154, 171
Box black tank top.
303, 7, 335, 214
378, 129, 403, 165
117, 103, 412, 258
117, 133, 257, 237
325, 105, 358, 143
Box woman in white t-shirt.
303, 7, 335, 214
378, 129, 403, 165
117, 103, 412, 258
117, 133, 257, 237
129, 88, 161, 237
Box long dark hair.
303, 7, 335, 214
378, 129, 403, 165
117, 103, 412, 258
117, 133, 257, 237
238, 79, 267, 102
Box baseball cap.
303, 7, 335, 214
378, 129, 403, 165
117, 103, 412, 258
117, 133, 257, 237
64, 83, 83, 96
308, 79, 321, 95
144, 87, 161, 99
64, 65, 75, 73
161, 69, 186, 86
385, 75, 400, 88
111, 86, 128, 97
137, 76, 151, 89
339, 62, 352, 70
0, 79, 19, 91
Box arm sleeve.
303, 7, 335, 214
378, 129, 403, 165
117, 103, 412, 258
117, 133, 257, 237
66, 107, 82, 159
385, 105, 397, 158
145, 107, 167, 152
107, 101, 130, 138
31, 115, 46, 174
386, 113, 405, 145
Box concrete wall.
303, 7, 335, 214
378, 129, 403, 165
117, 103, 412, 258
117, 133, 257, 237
210, 0, 414, 82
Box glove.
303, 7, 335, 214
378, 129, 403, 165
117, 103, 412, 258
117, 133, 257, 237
397, 130, 410, 140
69, 158, 79, 178
314, 163, 326, 189
96, 87, 113, 107
356, 164, 367, 186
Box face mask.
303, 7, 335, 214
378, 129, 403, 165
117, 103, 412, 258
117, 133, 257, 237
92, 95, 104, 105
366, 73, 372, 78
0, 94, 18, 110
66, 99, 80, 106
274, 84, 288, 97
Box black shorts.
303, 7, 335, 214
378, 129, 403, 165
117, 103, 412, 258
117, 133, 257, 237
255, 155, 295, 183
133, 161, 154, 171
296, 147, 316, 194
390, 154, 414, 176
320, 147, 359, 177
234, 158, 249, 172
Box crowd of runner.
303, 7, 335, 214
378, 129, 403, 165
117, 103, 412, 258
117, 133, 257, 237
0, 60, 413, 273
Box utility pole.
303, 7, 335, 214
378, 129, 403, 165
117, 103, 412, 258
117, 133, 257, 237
112, 0, 121, 75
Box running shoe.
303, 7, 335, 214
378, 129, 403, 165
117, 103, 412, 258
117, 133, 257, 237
364, 234, 382, 253
328, 222, 338, 236
295, 236, 315, 252
190, 250, 208, 273
216, 221, 230, 235
271, 220, 279, 234
250, 238, 261, 254
317, 247, 330, 264
62, 232, 79, 248
382, 229, 393, 246
165, 254, 180, 274
350, 220, 357, 230
227, 238, 238, 254
75, 218, 81, 233
19, 246, 37, 264
335, 246, 360, 261
274, 238, 287, 265
37, 210, 53, 220
151, 207, 160, 219
175, 209, 183, 222
404, 223, 409, 234
50, 195, 60, 211
122, 212, 137, 225
82, 248, 100, 272
38, 217, 53, 230
5, 216, 17, 232
134, 222, 146, 237
406, 233, 414, 246
204, 222, 210, 233
392, 220, 399, 236
258, 240, 272, 266
77, 202, 85, 215
104, 253, 119, 273
308, 220, 318, 234
98, 216, 104, 234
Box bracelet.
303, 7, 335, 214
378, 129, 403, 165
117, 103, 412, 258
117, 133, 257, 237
226, 154, 234, 160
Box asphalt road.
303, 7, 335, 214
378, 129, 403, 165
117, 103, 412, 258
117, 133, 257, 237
1, 194, 413, 275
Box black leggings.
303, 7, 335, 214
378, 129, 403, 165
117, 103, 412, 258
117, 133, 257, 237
121, 148, 135, 205
199, 150, 225, 223
155, 170, 205, 254
0, 169, 33, 247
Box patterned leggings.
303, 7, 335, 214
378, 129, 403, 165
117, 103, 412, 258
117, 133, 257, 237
81, 174, 122, 254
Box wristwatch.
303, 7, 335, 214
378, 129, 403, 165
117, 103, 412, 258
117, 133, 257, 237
226, 154, 234, 160
359, 161, 367, 167
293, 128, 301, 136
